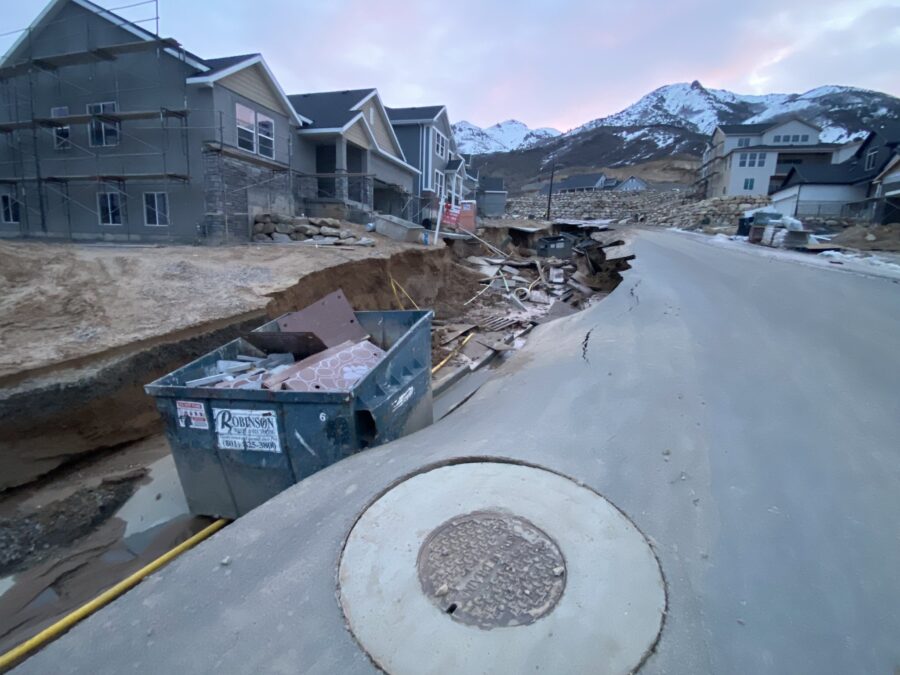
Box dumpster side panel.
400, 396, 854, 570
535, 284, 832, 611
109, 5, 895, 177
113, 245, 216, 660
155, 397, 239, 519
209, 403, 297, 516
281, 400, 357, 481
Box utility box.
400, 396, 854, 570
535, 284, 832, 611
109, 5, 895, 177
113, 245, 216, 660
145, 309, 433, 518
537, 234, 578, 258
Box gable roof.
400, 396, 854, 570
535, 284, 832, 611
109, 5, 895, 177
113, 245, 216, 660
717, 123, 775, 135
2, 0, 207, 71
387, 106, 446, 124
445, 159, 463, 172
558, 173, 606, 190
781, 164, 857, 188
201, 54, 259, 77
717, 117, 822, 136
186, 54, 311, 126
288, 89, 376, 130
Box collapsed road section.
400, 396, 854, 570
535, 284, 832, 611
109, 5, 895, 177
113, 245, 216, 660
0, 222, 633, 662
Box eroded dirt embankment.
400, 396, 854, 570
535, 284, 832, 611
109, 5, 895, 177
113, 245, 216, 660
0, 245, 479, 490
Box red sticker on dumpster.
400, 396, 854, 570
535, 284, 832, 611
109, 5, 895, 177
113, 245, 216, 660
176, 400, 209, 430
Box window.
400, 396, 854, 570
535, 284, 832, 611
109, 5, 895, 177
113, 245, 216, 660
369, 107, 375, 125
791, 134, 800, 143
757, 152, 766, 166
801, 134, 809, 142
236, 103, 256, 153
738, 152, 747, 167
743, 178, 755, 190
257, 113, 274, 158
144, 192, 169, 226
97, 191, 122, 226
1, 194, 20, 223
434, 130, 447, 159
434, 170, 445, 196
748, 152, 758, 167
51, 106, 70, 150
864, 149, 877, 171
773, 135, 782, 143
87, 102, 118, 147
737, 137, 750, 147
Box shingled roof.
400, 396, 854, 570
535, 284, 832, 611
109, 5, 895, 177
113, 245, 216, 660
288, 89, 376, 130
386, 106, 445, 123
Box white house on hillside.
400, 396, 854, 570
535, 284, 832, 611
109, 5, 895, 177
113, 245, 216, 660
698, 118, 842, 198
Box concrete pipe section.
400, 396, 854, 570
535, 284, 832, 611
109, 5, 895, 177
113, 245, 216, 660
339, 461, 666, 674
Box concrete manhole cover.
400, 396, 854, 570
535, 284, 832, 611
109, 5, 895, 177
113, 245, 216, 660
417, 510, 566, 628
339, 461, 665, 675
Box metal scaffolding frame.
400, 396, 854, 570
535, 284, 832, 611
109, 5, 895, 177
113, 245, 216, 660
0, 0, 194, 239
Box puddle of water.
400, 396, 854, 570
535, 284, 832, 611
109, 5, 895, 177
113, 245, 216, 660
115, 455, 189, 538
0, 575, 14, 599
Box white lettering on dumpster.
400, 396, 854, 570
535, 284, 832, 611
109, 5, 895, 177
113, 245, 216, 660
212, 408, 282, 453
391, 386, 415, 412
176, 400, 209, 430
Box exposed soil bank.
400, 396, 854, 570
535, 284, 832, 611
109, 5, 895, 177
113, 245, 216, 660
1, 246, 479, 490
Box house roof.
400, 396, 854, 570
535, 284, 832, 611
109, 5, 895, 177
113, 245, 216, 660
287, 89, 376, 130
558, 173, 606, 190
1, 0, 208, 71
780, 164, 859, 190
445, 159, 463, 172
717, 123, 775, 135
386, 106, 445, 123
200, 54, 260, 77
717, 117, 822, 136
479, 176, 505, 192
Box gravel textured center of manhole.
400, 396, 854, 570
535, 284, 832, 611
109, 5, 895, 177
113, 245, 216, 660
416, 510, 566, 629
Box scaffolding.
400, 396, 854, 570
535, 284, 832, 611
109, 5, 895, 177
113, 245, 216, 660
0, 0, 193, 240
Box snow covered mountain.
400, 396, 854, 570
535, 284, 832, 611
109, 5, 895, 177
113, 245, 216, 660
462, 81, 900, 192
572, 81, 898, 143
452, 119, 560, 154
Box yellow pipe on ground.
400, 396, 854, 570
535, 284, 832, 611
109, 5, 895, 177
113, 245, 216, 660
432, 333, 475, 375
0, 518, 229, 672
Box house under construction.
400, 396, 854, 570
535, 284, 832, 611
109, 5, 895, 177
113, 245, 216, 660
0, 0, 470, 243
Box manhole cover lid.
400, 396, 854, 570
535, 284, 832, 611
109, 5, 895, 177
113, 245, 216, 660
417, 510, 566, 629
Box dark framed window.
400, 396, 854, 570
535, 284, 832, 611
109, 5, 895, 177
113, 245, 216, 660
1, 194, 20, 223
98, 191, 123, 225
87, 102, 119, 147
144, 192, 169, 226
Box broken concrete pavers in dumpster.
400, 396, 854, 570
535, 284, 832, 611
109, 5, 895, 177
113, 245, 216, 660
145, 289, 433, 519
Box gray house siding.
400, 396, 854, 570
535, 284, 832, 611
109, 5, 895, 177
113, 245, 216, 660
393, 126, 421, 193
369, 155, 415, 193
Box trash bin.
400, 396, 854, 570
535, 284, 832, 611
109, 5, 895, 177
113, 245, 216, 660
145, 308, 433, 518
537, 234, 577, 258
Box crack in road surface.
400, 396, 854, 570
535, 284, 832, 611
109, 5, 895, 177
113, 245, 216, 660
581, 329, 594, 363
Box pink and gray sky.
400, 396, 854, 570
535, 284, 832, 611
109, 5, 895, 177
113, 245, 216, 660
4, 0, 899, 130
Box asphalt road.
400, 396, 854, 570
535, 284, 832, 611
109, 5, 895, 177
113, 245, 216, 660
15, 229, 900, 674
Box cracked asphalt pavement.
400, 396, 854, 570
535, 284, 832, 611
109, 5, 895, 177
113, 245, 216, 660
15, 229, 900, 674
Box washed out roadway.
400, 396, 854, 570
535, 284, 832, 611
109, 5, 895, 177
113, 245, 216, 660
14, 229, 900, 674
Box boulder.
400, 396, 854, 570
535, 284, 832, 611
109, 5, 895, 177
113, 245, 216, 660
308, 217, 325, 226
338, 229, 354, 239
355, 237, 376, 247
290, 231, 308, 241
293, 223, 320, 237
274, 222, 293, 234
271, 232, 292, 243
291, 216, 310, 226
252, 222, 266, 234
254, 213, 271, 224
319, 225, 341, 237
311, 236, 338, 245
337, 236, 358, 245
252, 233, 272, 242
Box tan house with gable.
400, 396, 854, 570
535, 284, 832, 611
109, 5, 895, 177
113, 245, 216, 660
289, 89, 419, 219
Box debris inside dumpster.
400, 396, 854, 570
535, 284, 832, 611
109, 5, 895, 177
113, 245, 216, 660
184, 289, 387, 393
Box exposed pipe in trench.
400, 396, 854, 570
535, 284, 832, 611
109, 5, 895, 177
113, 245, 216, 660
0, 518, 230, 672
